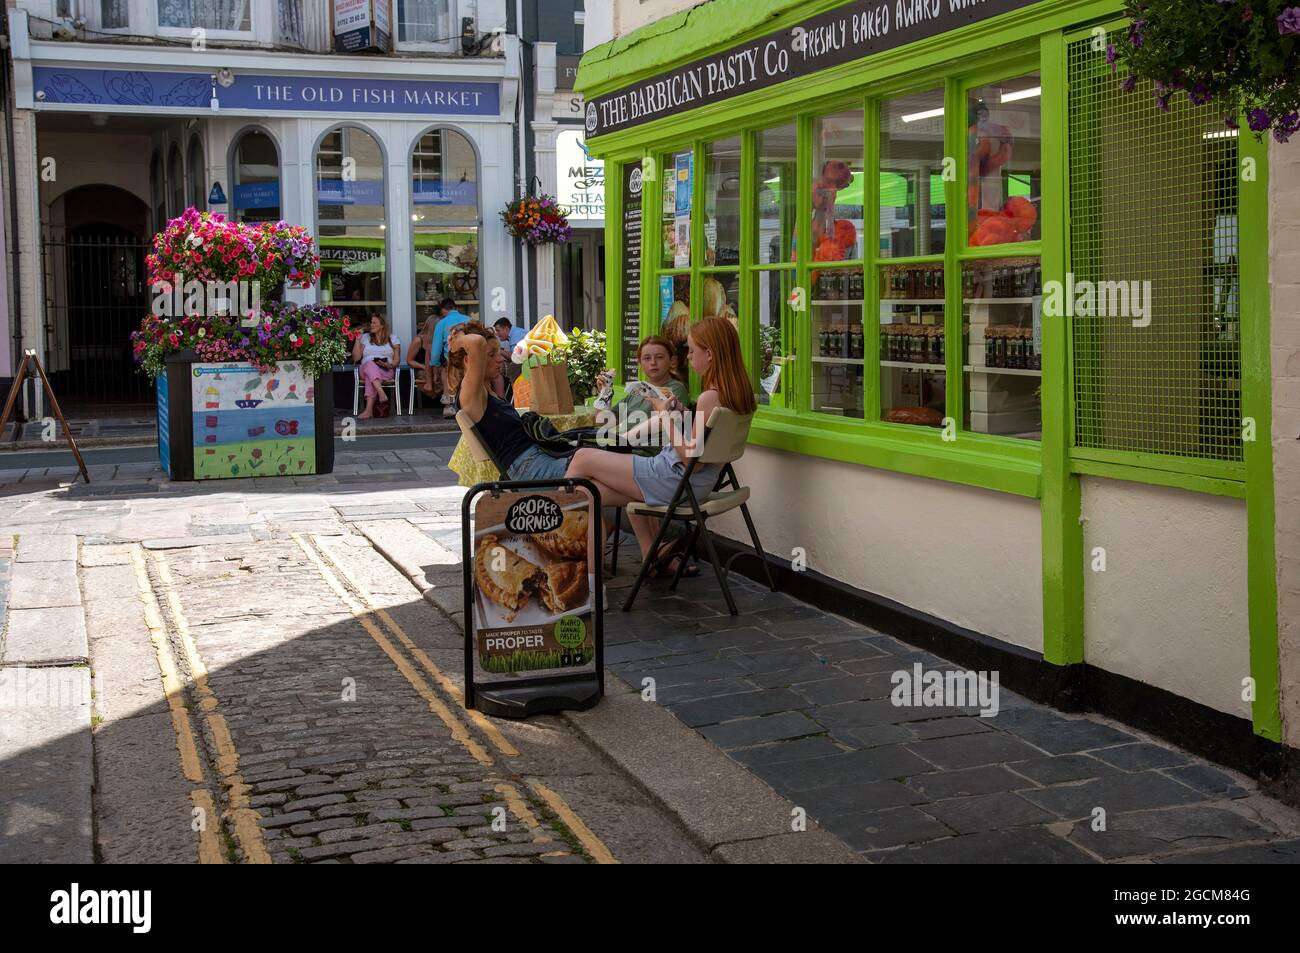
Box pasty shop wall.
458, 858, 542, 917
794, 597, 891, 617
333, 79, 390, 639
1080, 479, 1249, 720
712, 452, 1253, 720
709, 446, 1045, 653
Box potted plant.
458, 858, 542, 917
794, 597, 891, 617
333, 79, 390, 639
1112, 1, 1300, 142
132, 209, 354, 481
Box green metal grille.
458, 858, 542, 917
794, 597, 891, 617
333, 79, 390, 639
1068, 36, 1242, 463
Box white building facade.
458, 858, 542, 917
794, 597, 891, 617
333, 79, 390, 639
3, 0, 519, 404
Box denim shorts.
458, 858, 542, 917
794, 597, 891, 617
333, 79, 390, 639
632, 447, 719, 508
506, 445, 574, 482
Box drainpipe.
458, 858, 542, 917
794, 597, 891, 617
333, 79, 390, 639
1, 12, 23, 393
516, 0, 531, 328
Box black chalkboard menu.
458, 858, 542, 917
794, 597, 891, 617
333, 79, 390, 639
621, 162, 644, 384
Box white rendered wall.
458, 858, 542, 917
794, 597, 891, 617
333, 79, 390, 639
710, 445, 1045, 653
1080, 477, 1250, 719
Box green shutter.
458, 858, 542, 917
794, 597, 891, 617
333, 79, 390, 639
1067, 36, 1242, 464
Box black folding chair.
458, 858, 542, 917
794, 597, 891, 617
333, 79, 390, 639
621, 407, 776, 616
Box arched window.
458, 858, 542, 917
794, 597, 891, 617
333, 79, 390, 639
150, 150, 166, 234
316, 125, 387, 326
231, 128, 281, 224
167, 143, 184, 218
187, 135, 206, 212
410, 127, 480, 332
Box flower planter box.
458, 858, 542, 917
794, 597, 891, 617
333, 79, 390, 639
156, 350, 334, 481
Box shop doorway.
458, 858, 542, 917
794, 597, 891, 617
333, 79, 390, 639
557, 230, 605, 331
42, 223, 153, 405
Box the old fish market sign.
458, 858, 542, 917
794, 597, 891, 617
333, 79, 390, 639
586, 0, 1038, 138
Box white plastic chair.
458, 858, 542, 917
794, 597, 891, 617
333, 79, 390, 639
352, 363, 403, 417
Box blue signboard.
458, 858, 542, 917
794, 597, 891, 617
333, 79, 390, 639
233, 181, 280, 210
316, 179, 385, 206
413, 180, 479, 206
209, 181, 228, 205
33, 68, 499, 117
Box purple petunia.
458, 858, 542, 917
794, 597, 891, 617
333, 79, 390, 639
1279, 7, 1300, 34
1249, 108, 1273, 132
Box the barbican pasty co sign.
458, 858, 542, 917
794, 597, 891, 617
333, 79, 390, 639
585, 0, 1038, 137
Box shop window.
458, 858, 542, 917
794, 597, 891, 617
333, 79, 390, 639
157, 0, 252, 32
397, 0, 451, 44
703, 137, 741, 267
657, 274, 692, 352
879, 261, 945, 428
277, 0, 304, 45
187, 135, 205, 211
167, 143, 184, 219
756, 269, 796, 407
411, 128, 480, 331
880, 88, 946, 258
756, 124, 796, 266
962, 258, 1042, 439
316, 125, 388, 327
100, 0, 129, 29
660, 149, 694, 270
967, 73, 1041, 247
813, 266, 866, 419
1067, 38, 1241, 464
811, 111, 865, 263
231, 129, 281, 224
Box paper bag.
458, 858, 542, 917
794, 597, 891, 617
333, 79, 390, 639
529, 360, 574, 415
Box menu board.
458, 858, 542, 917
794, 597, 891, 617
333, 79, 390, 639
621, 162, 644, 383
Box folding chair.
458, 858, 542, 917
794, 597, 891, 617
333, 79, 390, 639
621, 407, 776, 615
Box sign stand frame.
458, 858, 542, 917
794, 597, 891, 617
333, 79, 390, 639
462, 477, 605, 719
0, 349, 90, 483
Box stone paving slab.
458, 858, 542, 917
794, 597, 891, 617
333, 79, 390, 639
15, 534, 77, 563
0, 666, 94, 863
2, 606, 88, 665
7, 559, 80, 610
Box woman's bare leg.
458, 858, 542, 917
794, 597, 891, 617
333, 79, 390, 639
566, 449, 676, 561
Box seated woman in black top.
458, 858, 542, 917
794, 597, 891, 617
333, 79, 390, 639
447, 322, 574, 481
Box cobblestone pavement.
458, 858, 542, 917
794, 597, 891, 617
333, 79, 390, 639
3, 444, 1300, 863
0, 446, 705, 864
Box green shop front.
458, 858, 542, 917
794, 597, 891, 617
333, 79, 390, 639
579, 0, 1295, 778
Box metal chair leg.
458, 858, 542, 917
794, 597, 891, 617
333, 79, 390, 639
739, 502, 777, 592
608, 507, 622, 576
622, 509, 675, 612
697, 520, 738, 615
352, 368, 360, 417
668, 521, 701, 592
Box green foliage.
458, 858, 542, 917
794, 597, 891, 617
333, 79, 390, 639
1116, 2, 1300, 141
555, 328, 608, 401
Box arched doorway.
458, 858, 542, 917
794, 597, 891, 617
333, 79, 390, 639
43, 184, 153, 404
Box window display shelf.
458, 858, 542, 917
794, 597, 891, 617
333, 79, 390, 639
882, 360, 946, 372
964, 298, 1036, 305
880, 299, 946, 306
811, 300, 865, 306
812, 356, 866, 365
964, 365, 1042, 377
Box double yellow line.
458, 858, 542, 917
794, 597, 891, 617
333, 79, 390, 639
132, 547, 270, 864
293, 533, 617, 865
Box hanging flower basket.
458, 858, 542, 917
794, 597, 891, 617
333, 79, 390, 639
1114, 1, 1300, 142
500, 193, 573, 245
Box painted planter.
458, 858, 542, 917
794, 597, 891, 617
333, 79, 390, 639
156, 350, 334, 481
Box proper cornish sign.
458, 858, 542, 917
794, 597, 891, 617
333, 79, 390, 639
586, 0, 1039, 138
